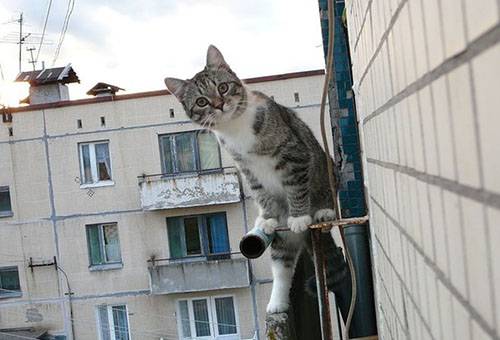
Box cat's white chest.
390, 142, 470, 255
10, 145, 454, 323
246, 155, 284, 195
216, 128, 284, 195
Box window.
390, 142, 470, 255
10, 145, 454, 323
100, 116, 106, 127
79, 141, 112, 185
169, 108, 175, 118
0, 267, 21, 298
177, 296, 238, 340
0, 186, 13, 217
159, 131, 221, 175
86, 223, 122, 268
97, 304, 130, 340
167, 213, 229, 260
294, 92, 300, 103
77, 119, 83, 129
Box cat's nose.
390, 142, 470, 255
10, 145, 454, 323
212, 97, 224, 110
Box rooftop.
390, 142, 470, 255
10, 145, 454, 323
15, 64, 80, 86
4, 69, 324, 114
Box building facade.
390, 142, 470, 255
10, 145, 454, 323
0, 70, 333, 339
345, 0, 500, 339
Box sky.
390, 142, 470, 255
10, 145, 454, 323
0, 0, 326, 105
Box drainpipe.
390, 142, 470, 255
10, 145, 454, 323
238, 173, 261, 340
57, 265, 75, 340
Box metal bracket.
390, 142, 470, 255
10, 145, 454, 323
28, 256, 57, 273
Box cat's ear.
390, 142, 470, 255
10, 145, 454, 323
165, 78, 188, 100
206, 45, 230, 70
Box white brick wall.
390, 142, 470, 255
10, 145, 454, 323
347, 0, 500, 338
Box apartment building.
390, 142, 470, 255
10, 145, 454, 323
0, 68, 332, 340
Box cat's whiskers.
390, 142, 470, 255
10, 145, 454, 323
200, 115, 211, 130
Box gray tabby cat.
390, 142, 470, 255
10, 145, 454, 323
165, 45, 336, 313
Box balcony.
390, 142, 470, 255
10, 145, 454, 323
148, 254, 250, 294
138, 167, 241, 210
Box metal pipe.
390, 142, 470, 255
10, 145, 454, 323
239, 217, 368, 260
312, 229, 333, 340
239, 227, 275, 259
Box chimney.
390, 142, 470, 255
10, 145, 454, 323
86, 82, 124, 97
15, 64, 79, 105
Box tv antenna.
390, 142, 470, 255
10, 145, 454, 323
27, 47, 37, 71
0, 13, 53, 73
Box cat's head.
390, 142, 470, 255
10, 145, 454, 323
165, 45, 247, 129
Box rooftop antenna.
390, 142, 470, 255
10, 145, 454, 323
27, 46, 37, 70
18, 12, 25, 73
0, 12, 52, 73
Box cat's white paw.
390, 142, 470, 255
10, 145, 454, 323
314, 208, 336, 222
255, 216, 279, 234
287, 215, 312, 233
266, 302, 290, 314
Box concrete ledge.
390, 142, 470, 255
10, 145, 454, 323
149, 257, 250, 294
89, 262, 123, 272
139, 168, 241, 210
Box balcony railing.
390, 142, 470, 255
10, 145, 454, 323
147, 253, 250, 294
138, 167, 241, 210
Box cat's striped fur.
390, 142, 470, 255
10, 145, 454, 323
165, 45, 342, 313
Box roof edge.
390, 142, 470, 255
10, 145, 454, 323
5, 69, 325, 114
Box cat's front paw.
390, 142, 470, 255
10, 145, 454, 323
287, 215, 312, 233
266, 301, 290, 314
255, 216, 279, 235
314, 208, 336, 222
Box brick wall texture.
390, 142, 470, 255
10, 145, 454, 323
345, 0, 500, 339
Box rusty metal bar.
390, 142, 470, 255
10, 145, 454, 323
312, 229, 333, 340
274, 215, 369, 232
137, 166, 238, 180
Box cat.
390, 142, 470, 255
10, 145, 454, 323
165, 45, 340, 314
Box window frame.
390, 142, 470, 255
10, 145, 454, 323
0, 186, 13, 218
166, 212, 230, 261
95, 304, 131, 340
158, 130, 222, 176
86, 223, 123, 270
0, 266, 22, 299
176, 295, 239, 340
78, 140, 114, 188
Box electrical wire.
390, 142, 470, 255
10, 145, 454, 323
319, 0, 357, 339
52, 0, 75, 65
35, 0, 53, 65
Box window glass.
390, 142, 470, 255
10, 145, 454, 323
160, 131, 221, 174
175, 133, 196, 172
87, 224, 121, 266
112, 305, 130, 340
160, 136, 174, 174
0, 188, 12, 215
87, 225, 103, 265
167, 214, 229, 259
184, 217, 202, 256
97, 305, 129, 340
167, 217, 184, 258
97, 305, 111, 340
0, 267, 20, 295
207, 214, 230, 254
198, 132, 220, 170
81, 144, 93, 184
80, 142, 112, 184
95, 143, 112, 181
103, 224, 121, 262
192, 299, 211, 337
178, 300, 191, 338
215, 297, 237, 335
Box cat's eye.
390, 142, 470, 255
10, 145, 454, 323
218, 83, 229, 95
196, 97, 209, 107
